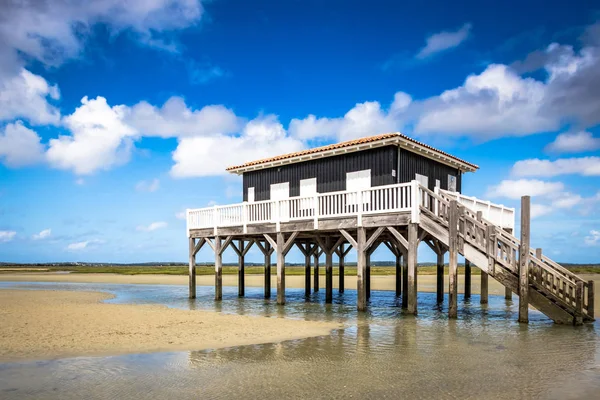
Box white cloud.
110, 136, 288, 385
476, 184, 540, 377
175, 210, 187, 220
0, 121, 45, 167
511, 157, 600, 177
137, 221, 168, 232
0, 69, 60, 125
0, 230, 17, 242
585, 230, 600, 246
289, 92, 410, 142
545, 131, 600, 154
32, 229, 51, 240
67, 239, 103, 251
136, 178, 160, 192
46, 96, 136, 175
486, 179, 564, 199
126, 96, 241, 138
171, 114, 304, 177
416, 23, 472, 59
531, 204, 553, 219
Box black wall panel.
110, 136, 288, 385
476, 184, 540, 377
397, 148, 462, 192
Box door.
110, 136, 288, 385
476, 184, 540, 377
299, 178, 317, 218
247, 187, 255, 203
270, 182, 290, 221
346, 169, 371, 211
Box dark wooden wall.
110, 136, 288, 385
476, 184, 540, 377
242, 145, 462, 201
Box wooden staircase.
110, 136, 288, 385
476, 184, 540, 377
416, 184, 595, 325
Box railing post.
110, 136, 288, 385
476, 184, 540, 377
242, 203, 247, 234
575, 281, 584, 326
518, 196, 530, 324
213, 205, 218, 236
486, 225, 496, 275
588, 280, 595, 320
434, 186, 439, 216
357, 190, 363, 226
313, 194, 319, 229
275, 200, 281, 232
411, 180, 420, 223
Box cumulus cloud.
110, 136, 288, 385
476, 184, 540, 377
46, 96, 136, 175
171, 114, 304, 177
585, 230, 600, 246
126, 96, 241, 138
67, 239, 103, 250
136, 178, 160, 192
530, 204, 553, 219
32, 229, 51, 240
0, 121, 46, 167
545, 131, 600, 154
0, 230, 17, 242
0, 69, 60, 125
416, 23, 472, 59
136, 221, 168, 231
511, 157, 600, 177
486, 179, 565, 199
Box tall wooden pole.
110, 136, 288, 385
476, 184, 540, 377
189, 237, 196, 299
395, 252, 401, 297
402, 252, 408, 309
313, 251, 319, 293
366, 253, 371, 300
464, 259, 471, 299
339, 244, 345, 293
264, 241, 271, 299
436, 250, 444, 304
518, 196, 530, 323
504, 228, 513, 300
214, 236, 222, 301
238, 240, 245, 297
448, 201, 458, 318
326, 248, 333, 304
304, 249, 311, 298
357, 227, 367, 311
276, 232, 286, 305
480, 272, 489, 304
407, 223, 419, 315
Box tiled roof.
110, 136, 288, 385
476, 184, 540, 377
226, 132, 478, 172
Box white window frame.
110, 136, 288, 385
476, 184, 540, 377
247, 187, 255, 203
448, 174, 457, 192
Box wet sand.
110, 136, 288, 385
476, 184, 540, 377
0, 289, 341, 362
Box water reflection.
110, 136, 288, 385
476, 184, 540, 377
0, 281, 599, 399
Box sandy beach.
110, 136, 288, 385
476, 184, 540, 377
0, 289, 341, 362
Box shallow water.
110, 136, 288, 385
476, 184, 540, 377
1, 281, 599, 399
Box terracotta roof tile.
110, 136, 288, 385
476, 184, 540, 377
226, 132, 478, 172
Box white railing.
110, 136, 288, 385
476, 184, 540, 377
438, 189, 515, 230
187, 181, 415, 232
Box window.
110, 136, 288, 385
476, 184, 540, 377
415, 173, 429, 188
247, 187, 255, 202
448, 174, 457, 192
270, 182, 290, 200
300, 178, 317, 197
346, 170, 371, 209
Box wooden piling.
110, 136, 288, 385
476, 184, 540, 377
339, 244, 345, 294
588, 280, 595, 319
326, 249, 333, 304
480, 272, 488, 304
214, 236, 222, 301
304, 249, 311, 298
575, 281, 584, 326
395, 253, 401, 297
313, 251, 319, 293
505, 287, 512, 300
402, 252, 408, 309
448, 201, 458, 318
436, 250, 444, 304
276, 233, 286, 305
357, 227, 367, 311
264, 241, 271, 299
238, 240, 245, 297
407, 223, 419, 315
188, 237, 196, 299
464, 259, 471, 299
518, 196, 531, 324
366, 253, 371, 301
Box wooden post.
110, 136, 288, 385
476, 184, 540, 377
214, 236, 222, 301
480, 272, 489, 304
575, 281, 584, 326
436, 250, 444, 304
518, 196, 530, 324
264, 241, 271, 299
276, 232, 286, 305
304, 248, 311, 298
588, 280, 595, 319
339, 244, 345, 294
366, 253, 371, 301
448, 200, 458, 318
189, 237, 196, 299
313, 250, 319, 293
505, 287, 512, 300
357, 227, 367, 311
238, 239, 245, 297
326, 247, 333, 304
407, 223, 419, 315
395, 252, 401, 297
402, 251, 408, 309
464, 259, 471, 300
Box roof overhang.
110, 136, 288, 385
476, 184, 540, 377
227, 134, 478, 175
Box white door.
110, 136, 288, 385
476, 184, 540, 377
270, 182, 290, 222
346, 170, 371, 210
247, 187, 255, 202
299, 178, 317, 217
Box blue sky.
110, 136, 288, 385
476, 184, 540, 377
0, 0, 599, 264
